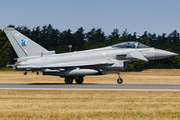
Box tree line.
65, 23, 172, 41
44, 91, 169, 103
0, 24, 180, 71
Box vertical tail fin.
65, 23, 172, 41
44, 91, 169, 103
3, 27, 48, 58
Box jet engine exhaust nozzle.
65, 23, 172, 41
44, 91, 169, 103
14, 61, 27, 70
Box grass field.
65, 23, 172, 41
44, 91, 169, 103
0, 67, 13, 71
0, 69, 180, 119
0, 90, 180, 120
0, 69, 180, 84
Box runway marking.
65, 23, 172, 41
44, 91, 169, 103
1, 88, 180, 91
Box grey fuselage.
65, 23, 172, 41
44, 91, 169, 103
17, 46, 154, 72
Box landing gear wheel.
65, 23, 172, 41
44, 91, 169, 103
117, 78, 123, 84
24, 71, 27, 75
64, 77, 73, 84
75, 77, 84, 84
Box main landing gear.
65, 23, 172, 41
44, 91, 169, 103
24, 71, 27, 75
23, 71, 39, 75
75, 77, 84, 84
116, 70, 123, 84
64, 77, 73, 84
64, 77, 84, 84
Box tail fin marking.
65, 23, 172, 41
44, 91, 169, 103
3, 27, 48, 58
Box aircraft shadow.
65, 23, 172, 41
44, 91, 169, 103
27, 83, 100, 85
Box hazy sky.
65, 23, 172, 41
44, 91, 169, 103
1, 0, 180, 35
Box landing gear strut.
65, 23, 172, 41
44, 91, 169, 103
116, 70, 123, 84
75, 77, 84, 84
64, 77, 73, 84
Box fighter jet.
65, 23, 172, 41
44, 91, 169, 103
3, 27, 177, 84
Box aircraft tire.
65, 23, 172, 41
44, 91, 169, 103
24, 71, 27, 75
65, 77, 73, 84
75, 77, 84, 84
117, 78, 123, 84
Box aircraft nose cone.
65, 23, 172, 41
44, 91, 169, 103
154, 49, 178, 59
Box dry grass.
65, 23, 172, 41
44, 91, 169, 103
0, 70, 180, 119
0, 69, 180, 84
0, 90, 180, 120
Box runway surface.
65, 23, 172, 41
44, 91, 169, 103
0, 83, 180, 91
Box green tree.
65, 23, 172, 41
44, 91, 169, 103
59, 29, 75, 51
74, 27, 86, 51
86, 28, 107, 45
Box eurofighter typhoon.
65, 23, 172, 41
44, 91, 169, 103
4, 27, 177, 84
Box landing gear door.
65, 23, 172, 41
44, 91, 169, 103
111, 61, 124, 68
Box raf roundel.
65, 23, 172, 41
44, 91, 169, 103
102, 52, 106, 56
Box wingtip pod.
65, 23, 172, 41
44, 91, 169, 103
3, 27, 15, 32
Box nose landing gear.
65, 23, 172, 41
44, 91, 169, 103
116, 70, 123, 84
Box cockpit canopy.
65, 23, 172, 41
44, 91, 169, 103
112, 41, 150, 48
